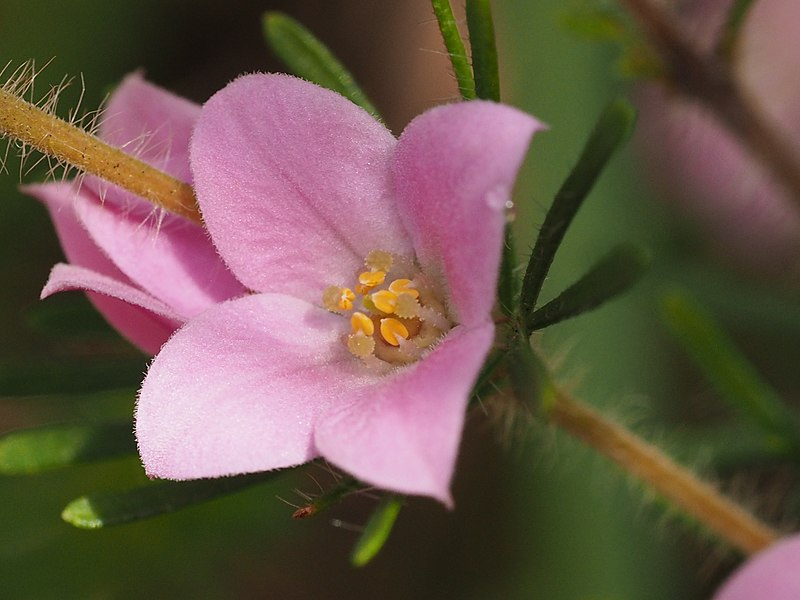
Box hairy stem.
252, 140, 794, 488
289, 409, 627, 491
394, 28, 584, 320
620, 0, 800, 208
549, 389, 780, 555
0, 88, 201, 223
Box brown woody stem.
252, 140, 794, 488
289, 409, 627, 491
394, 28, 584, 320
549, 389, 780, 555
0, 88, 201, 223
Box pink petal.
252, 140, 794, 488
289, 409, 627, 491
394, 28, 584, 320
26, 182, 129, 281
42, 263, 182, 353
76, 74, 245, 309
314, 322, 495, 505
136, 293, 367, 479
27, 182, 178, 353
393, 101, 543, 326
190, 73, 412, 302
714, 534, 800, 600
71, 187, 245, 319
30, 180, 244, 319
88, 72, 200, 212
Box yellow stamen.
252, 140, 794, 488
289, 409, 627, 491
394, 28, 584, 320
371, 289, 398, 314
351, 311, 375, 336
338, 288, 356, 311
322, 286, 356, 311
358, 270, 386, 288
324, 250, 452, 365
380, 318, 409, 346
388, 278, 419, 299
365, 250, 393, 273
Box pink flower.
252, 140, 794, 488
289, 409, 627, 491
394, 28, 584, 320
636, 0, 800, 277
25, 73, 245, 353
134, 74, 542, 504
714, 534, 800, 599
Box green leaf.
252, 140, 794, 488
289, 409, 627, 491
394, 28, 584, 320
262, 12, 380, 119
718, 0, 757, 56
662, 291, 800, 453
498, 226, 519, 317
561, 9, 628, 42
0, 358, 145, 396
430, 0, 476, 100
520, 98, 637, 331
350, 495, 403, 567
0, 421, 135, 474
528, 243, 649, 330
62, 472, 283, 529
561, 5, 662, 79
466, 0, 500, 101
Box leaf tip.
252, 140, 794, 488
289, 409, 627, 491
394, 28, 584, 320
62, 497, 103, 529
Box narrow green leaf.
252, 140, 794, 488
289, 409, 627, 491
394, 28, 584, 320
466, 0, 500, 101
350, 495, 403, 567
561, 9, 628, 42
528, 243, 649, 331
263, 12, 380, 119
560, 5, 662, 79
498, 226, 519, 317
520, 98, 637, 326
430, 0, 476, 100
718, 0, 757, 56
0, 421, 135, 474
62, 472, 282, 529
0, 358, 144, 396
663, 291, 800, 452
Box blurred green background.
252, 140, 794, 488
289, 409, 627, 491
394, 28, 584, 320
2, 0, 797, 598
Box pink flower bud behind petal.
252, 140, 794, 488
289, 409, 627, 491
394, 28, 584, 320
636, 0, 800, 279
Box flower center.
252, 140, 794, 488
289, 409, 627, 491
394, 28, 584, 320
322, 250, 451, 366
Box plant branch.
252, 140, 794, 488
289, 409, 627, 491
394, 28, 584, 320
548, 388, 780, 555
0, 88, 200, 223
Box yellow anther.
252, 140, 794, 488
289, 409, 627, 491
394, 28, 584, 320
380, 318, 409, 346
347, 333, 376, 358
322, 285, 355, 312
351, 311, 375, 336
358, 270, 386, 288
337, 287, 356, 311
371, 289, 398, 314
388, 278, 419, 299
365, 250, 393, 273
